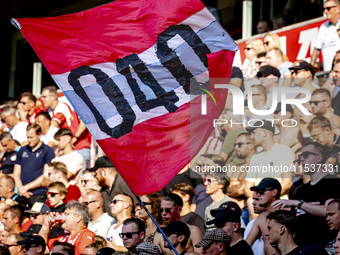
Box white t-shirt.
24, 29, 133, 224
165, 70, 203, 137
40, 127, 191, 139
314, 19, 340, 71
245, 143, 294, 181
52, 151, 83, 185
106, 223, 123, 246
40, 126, 59, 145
10, 122, 28, 144
88, 213, 114, 238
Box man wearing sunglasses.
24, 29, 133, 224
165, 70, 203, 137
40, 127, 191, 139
17, 92, 42, 124
311, 0, 340, 72
310, 89, 340, 131
106, 193, 133, 252
17, 235, 45, 255
272, 143, 340, 248
89, 156, 137, 217
4, 233, 24, 255
120, 218, 145, 254
154, 194, 203, 255
84, 190, 114, 238
245, 178, 282, 255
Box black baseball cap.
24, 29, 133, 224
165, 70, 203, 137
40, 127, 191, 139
157, 221, 190, 239
257, 65, 280, 78
289, 61, 315, 76
18, 235, 46, 252
207, 208, 241, 226
250, 178, 282, 195
20, 224, 42, 237
89, 156, 114, 172
210, 201, 241, 217
246, 120, 275, 133
275, 102, 293, 114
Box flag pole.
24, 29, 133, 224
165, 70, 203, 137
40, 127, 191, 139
136, 196, 180, 255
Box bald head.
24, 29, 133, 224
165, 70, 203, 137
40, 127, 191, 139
85, 190, 104, 206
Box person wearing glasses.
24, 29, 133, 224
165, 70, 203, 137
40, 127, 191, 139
17, 235, 45, 255
311, 0, 340, 72
272, 142, 340, 247
120, 218, 145, 254
84, 190, 114, 238
245, 178, 282, 255
241, 39, 265, 79
46, 161, 81, 205
106, 193, 134, 252
310, 89, 340, 132
47, 182, 67, 213
4, 233, 24, 255
17, 92, 42, 124
154, 194, 203, 255
78, 170, 99, 193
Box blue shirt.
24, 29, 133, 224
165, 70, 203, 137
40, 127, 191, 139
16, 143, 55, 196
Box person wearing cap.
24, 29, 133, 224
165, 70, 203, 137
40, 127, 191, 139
265, 48, 293, 87
289, 61, 318, 93
310, 89, 340, 132
273, 102, 304, 153
153, 193, 203, 255
24, 202, 50, 226
265, 210, 300, 255
2, 206, 23, 235
52, 128, 84, 185
272, 142, 340, 248
257, 65, 280, 94
84, 190, 114, 238
158, 221, 198, 255
4, 233, 24, 255
46, 161, 81, 205
17, 235, 46, 255
208, 202, 253, 255
195, 229, 230, 255
243, 120, 293, 205
245, 178, 282, 255
134, 242, 162, 255
89, 156, 137, 217
20, 225, 42, 238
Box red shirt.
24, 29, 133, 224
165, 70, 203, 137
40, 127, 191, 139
27, 106, 42, 123
57, 228, 95, 255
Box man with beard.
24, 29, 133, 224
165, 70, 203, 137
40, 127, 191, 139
272, 143, 340, 247
89, 156, 136, 216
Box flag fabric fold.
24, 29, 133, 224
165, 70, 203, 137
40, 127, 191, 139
12, 0, 238, 195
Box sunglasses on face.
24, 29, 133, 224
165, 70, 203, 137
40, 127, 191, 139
290, 69, 305, 75
309, 135, 319, 141
81, 179, 94, 185
234, 142, 250, 148
159, 208, 172, 213
263, 41, 270, 46
47, 191, 59, 197
255, 188, 273, 195
245, 47, 253, 51
255, 61, 264, 65
298, 151, 319, 160
84, 200, 97, 206
22, 244, 38, 251
135, 202, 152, 209
19, 101, 28, 105
119, 231, 141, 239
323, 6, 337, 11
203, 178, 217, 184
309, 100, 327, 106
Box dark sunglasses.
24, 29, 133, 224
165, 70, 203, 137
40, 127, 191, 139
309, 135, 319, 141
263, 41, 270, 46
309, 100, 327, 106
159, 208, 172, 213
255, 61, 264, 65
245, 47, 253, 51
84, 200, 97, 206
111, 199, 125, 205
203, 178, 214, 184
234, 142, 250, 148
256, 187, 273, 195
136, 202, 152, 208
290, 69, 305, 75
3, 244, 18, 248
119, 231, 141, 239
323, 6, 337, 11
19, 101, 27, 105
47, 191, 59, 197
298, 151, 319, 160
30, 213, 42, 218
23, 244, 38, 251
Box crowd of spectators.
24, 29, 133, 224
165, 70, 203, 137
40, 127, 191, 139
2, 1, 340, 255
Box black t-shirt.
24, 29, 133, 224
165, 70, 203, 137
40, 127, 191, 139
285, 246, 301, 255
292, 175, 340, 247
229, 240, 253, 255
159, 169, 203, 196
180, 212, 205, 235
289, 178, 303, 199
1, 150, 18, 174
51, 203, 66, 213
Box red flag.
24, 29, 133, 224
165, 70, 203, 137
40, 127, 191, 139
12, 0, 238, 195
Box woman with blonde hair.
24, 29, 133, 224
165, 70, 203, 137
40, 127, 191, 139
242, 39, 266, 78
263, 32, 281, 51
